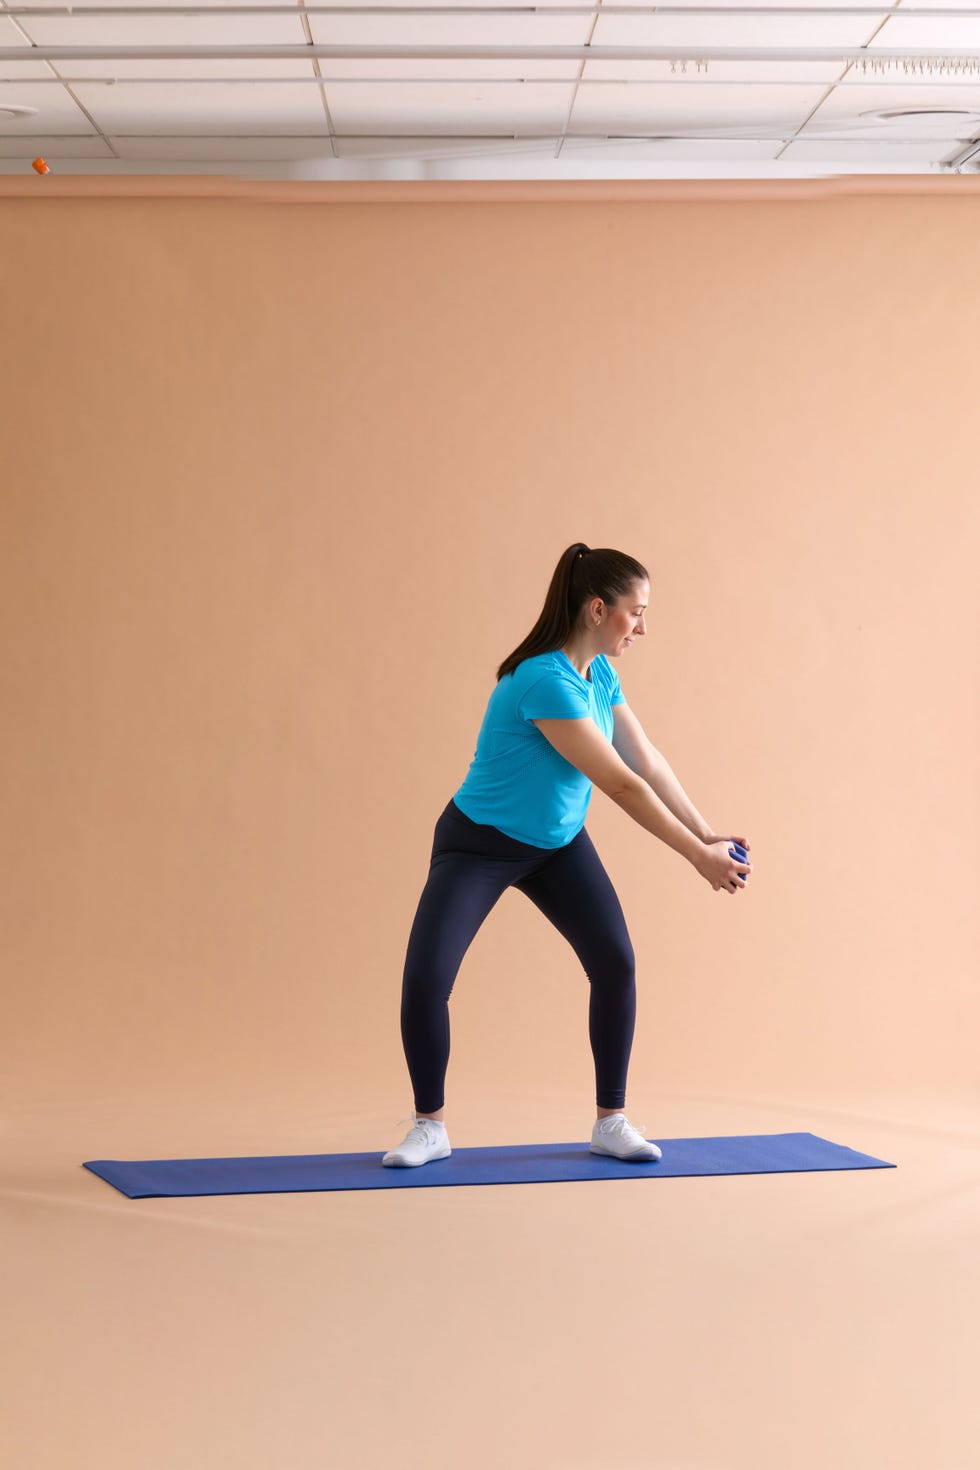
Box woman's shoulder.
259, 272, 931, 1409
506, 649, 566, 682
521, 649, 564, 670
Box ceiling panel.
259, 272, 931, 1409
322, 79, 578, 132
582, 58, 848, 82
569, 76, 834, 134
304, 3, 592, 77
15, 59, 326, 79
109, 130, 336, 156
783, 134, 964, 159
12, 9, 310, 47
305, 6, 594, 48
867, 11, 980, 47
551, 133, 784, 157
802, 76, 980, 123
276, 58, 585, 82
333, 132, 572, 156
71, 78, 329, 130
0, 128, 110, 154
613, 0, 870, 6
9, 0, 301, 8
0, 78, 94, 130
592, 5, 882, 47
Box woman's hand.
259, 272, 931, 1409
695, 833, 753, 893
703, 831, 749, 852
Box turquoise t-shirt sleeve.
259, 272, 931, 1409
518, 671, 590, 722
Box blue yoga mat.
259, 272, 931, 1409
83, 1131, 895, 1199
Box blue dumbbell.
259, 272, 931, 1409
729, 841, 750, 881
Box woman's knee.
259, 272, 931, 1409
402, 956, 457, 1008
591, 934, 636, 990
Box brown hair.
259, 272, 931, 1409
496, 543, 650, 683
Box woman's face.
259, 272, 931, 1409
596, 580, 649, 657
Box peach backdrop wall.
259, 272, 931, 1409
3, 180, 977, 1127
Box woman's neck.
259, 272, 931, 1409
560, 644, 594, 681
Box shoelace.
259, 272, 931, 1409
396, 1112, 440, 1136
597, 1115, 647, 1138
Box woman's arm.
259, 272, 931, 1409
531, 716, 704, 866
647, 757, 713, 843
612, 703, 712, 841
532, 714, 747, 892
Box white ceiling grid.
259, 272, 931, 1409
1, 0, 980, 177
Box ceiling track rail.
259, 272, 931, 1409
7, 3, 980, 13
9, 73, 980, 86
5, 43, 980, 61
2, 126, 977, 140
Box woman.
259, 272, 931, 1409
383, 542, 752, 1168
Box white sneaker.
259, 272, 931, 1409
382, 1112, 452, 1168
590, 1112, 662, 1162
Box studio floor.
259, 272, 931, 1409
4, 1086, 978, 1470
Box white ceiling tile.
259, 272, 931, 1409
305, 5, 591, 76
0, 129, 110, 155
613, 0, 850, 6
109, 131, 336, 158
347, 0, 581, 5
295, 59, 584, 82
9, 0, 299, 7
72, 79, 329, 131
569, 78, 831, 133
306, 9, 593, 47
559, 134, 784, 159
872, 13, 980, 46
805, 77, 980, 121
799, 112, 980, 139
784, 136, 963, 161
323, 79, 577, 132
592, 8, 882, 48
332, 132, 548, 157
0, 78, 95, 129
22, 59, 323, 80
15, 12, 309, 47
326, 129, 783, 162
582, 58, 848, 84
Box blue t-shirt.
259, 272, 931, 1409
452, 649, 626, 848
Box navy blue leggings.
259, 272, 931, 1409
399, 797, 637, 1113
